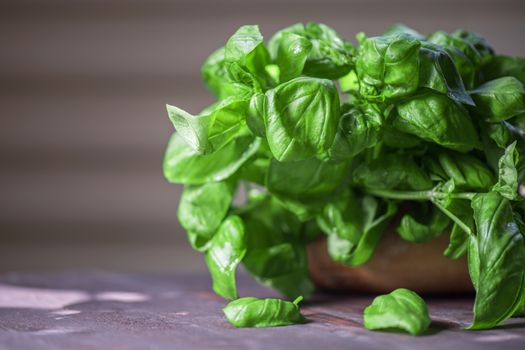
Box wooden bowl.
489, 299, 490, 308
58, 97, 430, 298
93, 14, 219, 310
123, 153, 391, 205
307, 230, 473, 294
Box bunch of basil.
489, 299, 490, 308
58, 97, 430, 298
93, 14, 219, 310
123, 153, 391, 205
164, 23, 525, 331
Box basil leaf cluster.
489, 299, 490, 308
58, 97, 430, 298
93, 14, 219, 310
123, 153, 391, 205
164, 23, 525, 332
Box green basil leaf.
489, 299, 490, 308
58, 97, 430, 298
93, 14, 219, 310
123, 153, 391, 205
353, 154, 433, 190
224, 25, 271, 87
394, 92, 481, 152
424, 152, 495, 191
264, 77, 340, 161
492, 141, 519, 200
397, 204, 449, 243
418, 43, 475, 105
201, 48, 254, 99
328, 103, 383, 161
223, 296, 305, 328
166, 96, 249, 154
363, 288, 431, 336
163, 133, 260, 185
383, 24, 426, 40
205, 216, 246, 300
444, 223, 469, 259
266, 157, 349, 220
470, 77, 525, 122
323, 194, 397, 266
274, 32, 312, 82
177, 181, 234, 251
469, 192, 525, 329
356, 34, 421, 100
239, 194, 314, 298
481, 55, 525, 83
268, 22, 355, 80
451, 30, 494, 65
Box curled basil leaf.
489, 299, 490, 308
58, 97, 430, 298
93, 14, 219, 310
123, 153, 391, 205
363, 288, 431, 336
470, 77, 525, 122
223, 296, 306, 328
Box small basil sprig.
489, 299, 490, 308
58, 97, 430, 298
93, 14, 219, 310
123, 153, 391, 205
223, 296, 306, 327
363, 288, 431, 336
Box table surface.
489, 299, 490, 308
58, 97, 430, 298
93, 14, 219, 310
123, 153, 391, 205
0, 271, 524, 350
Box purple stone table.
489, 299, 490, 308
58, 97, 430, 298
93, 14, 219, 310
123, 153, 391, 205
0, 271, 524, 350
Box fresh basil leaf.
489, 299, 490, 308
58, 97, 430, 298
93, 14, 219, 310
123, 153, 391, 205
264, 77, 341, 161
177, 181, 234, 251
481, 55, 525, 83
240, 194, 314, 298
163, 133, 260, 185
424, 152, 495, 191
427, 31, 485, 89
327, 103, 383, 161
492, 141, 519, 200
397, 204, 449, 243
322, 193, 397, 266
470, 77, 525, 122
394, 92, 481, 152
451, 30, 494, 65
205, 216, 246, 300
167, 96, 249, 154
224, 25, 271, 87
266, 157, 349, 220
353, 154, 433, 190
469, 192, 525, 329
274, 32, 312, 82
247, 92, 267, 137
356, 34, 421, 100
223, 296, 306, 328
444, 223, 469, 259
418, 42, 475, 105
383, 24, 426, 40
363, 288, 431, 336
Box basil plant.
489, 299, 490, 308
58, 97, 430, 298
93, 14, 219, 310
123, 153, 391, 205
164, 22, 525, 332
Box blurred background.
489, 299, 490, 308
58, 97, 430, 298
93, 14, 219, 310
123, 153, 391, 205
1, 0, 524, 274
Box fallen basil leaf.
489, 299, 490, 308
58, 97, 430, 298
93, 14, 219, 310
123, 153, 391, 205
363, 288, 431, 336
223, 296, 306, 328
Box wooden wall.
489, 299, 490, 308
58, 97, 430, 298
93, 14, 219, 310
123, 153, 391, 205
1, 0, 524, 272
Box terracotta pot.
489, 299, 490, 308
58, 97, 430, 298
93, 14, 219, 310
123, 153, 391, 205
307, 230, 473, 294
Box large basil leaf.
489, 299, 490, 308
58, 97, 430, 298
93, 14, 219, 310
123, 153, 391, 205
328, 103, 383, 161
177, 181, 234, 251
223, 296, 305, 328
205, 216, 246, 300
469, 192, 525, 329
356, 34, 421, 100
353, 154, 433, 190
363, 288, 431, 336
264, 77, 340, 161
166, 97, 249, 154
394, 92, 481, 152
163, 133, 260, 185
470, 77, 525, 122
492, 141, 519, 200
397, 204, 449, 243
